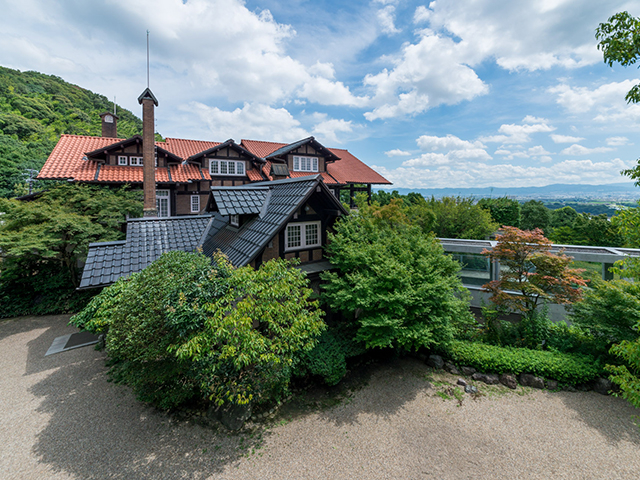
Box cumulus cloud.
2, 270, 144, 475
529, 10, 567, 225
416, 134, 486, 151
185, 102, 308, 142
371, 157, 633, 189
311, 116, 355, 144
551, 134, 585, 143
606, 136, 631, 146
480, 117, 555, 144
385, 149, 412, 157
494, 145, 552, 160
560, 144, 614, 156
377, 5, 400, 35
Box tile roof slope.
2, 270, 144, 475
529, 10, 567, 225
201, 176, 322, 266
79, 215, 212, 289
210, 186, 270, 216
327, 148, 391, 185
38, 134, 212, 183
240, 139, 391, 185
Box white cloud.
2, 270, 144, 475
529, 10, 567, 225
363, 31, 489, 120
550, 134, 585, 143
311, 117, 355, 144
493, 144, 552, 160
385, 149, 412, 157
549, 80, 639, 114
185, 102, 308, 142
416, 134, 486, 151
528, 145, 550, 156
372, 157, 633, 189
481, 117, 555, 144
413, 5, 431, 24
606, 136, 631, 146
377, 5, 400, 35
560, 144, 614, 156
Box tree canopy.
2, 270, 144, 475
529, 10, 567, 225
0, 66, 144, 197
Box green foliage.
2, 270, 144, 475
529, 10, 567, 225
444, 340, 601, 384
550, 206, 578, 229
426, 196, 498, 239
0, 66, 144, 197
477, 197, 521, 228
596, 11, 640, 104
74, 251, 325, 410
607, 340, 640, 408
0, 183, 141, 317
520, 200, 551, 232
322, 198, 474, 352
549, 212, 623, 247
570, 280, 640, 349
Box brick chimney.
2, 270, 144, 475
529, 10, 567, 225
99, 112, 118, 138
137, 88, 159, 217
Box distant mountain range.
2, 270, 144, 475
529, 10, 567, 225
376, 183, 640, 201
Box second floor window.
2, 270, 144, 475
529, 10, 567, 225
210, 160, 245, 176
191, 195, 200, 213
293, 156, 318, 172
117, 155, 143, 166
130, 156, 143, 166
285, 221, 321, 251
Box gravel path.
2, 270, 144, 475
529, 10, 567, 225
1, 314, 639, 479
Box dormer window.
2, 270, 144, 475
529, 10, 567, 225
293, 156, 318, 172
118, 155, 143, 166
210, 160, 245, 176
230, 214, 240, 227
130, 156, 143, 166
118, 155, 128, 166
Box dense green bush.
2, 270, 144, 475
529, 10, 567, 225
477, 197, 521, 228
295, 326, 366, 386
72, 251, 325, 410
443, 340, 601, 384
569, 280, 640, 350
322, 197, 474, 352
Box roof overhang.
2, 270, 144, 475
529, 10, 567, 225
265, 136, 341, 162
84, 135, 183, 164
186, 138, 265, 164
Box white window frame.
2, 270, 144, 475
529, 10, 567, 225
118, 155, 128, 166
293, 156, 318, 173
209, 160, 246, 176
230, 214, 240, 227
190, 195, 200, 213
285, 220, 321, 251
156, 190, 170, 218
130, 156, 143, 166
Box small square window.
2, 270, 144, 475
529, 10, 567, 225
118, 156, 128, 166
210, 160, 219, 174
230, 214, 240, 227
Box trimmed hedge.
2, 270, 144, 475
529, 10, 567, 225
443, 341, 602, 384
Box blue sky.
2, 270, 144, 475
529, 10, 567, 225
1, 0, 639, 189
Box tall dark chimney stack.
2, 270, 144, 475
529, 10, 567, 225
99, 112, 118, 138
138, 88, 159, 217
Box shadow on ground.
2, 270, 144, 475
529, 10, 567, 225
24, 322, 267, 479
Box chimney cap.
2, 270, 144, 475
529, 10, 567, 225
99, 112, 119, 120
138, 87, 159, 106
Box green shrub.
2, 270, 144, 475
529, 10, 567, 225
443, 340, 601, 384
569, 280, 640, 349
296, 326, 366, 386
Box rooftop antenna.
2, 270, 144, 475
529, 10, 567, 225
113, 96, 116, 115
146, 30, 150, 88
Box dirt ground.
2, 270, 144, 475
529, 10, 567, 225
1, 314, 639, 479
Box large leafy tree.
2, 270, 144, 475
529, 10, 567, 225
426, 196, 497, 239
72, 252, 325, 410
482, 227, 587, 316
520, 200, 551, 233
321, 198, 474, 351
0, 183, 141, 316
596, 12, 640, 185
477, 196, 521, 228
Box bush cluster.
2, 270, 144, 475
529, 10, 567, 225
443, 340, 601, 384
72, 251, 325, 410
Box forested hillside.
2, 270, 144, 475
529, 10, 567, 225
0, 66, 144, 197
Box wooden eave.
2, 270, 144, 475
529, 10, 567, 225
83, 135, 183, 164
186, 138, 265, 165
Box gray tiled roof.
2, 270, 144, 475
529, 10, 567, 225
209, 186, 270, 216
79, 215, 212, 289
202, 175, 345, 266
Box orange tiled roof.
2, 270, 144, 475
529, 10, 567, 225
39, 134, 390, 186
241, 139, 391, 185
159, 137, 220, 159
38, 134, 208, 184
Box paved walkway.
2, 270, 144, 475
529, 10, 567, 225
1, 314, 639, 479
